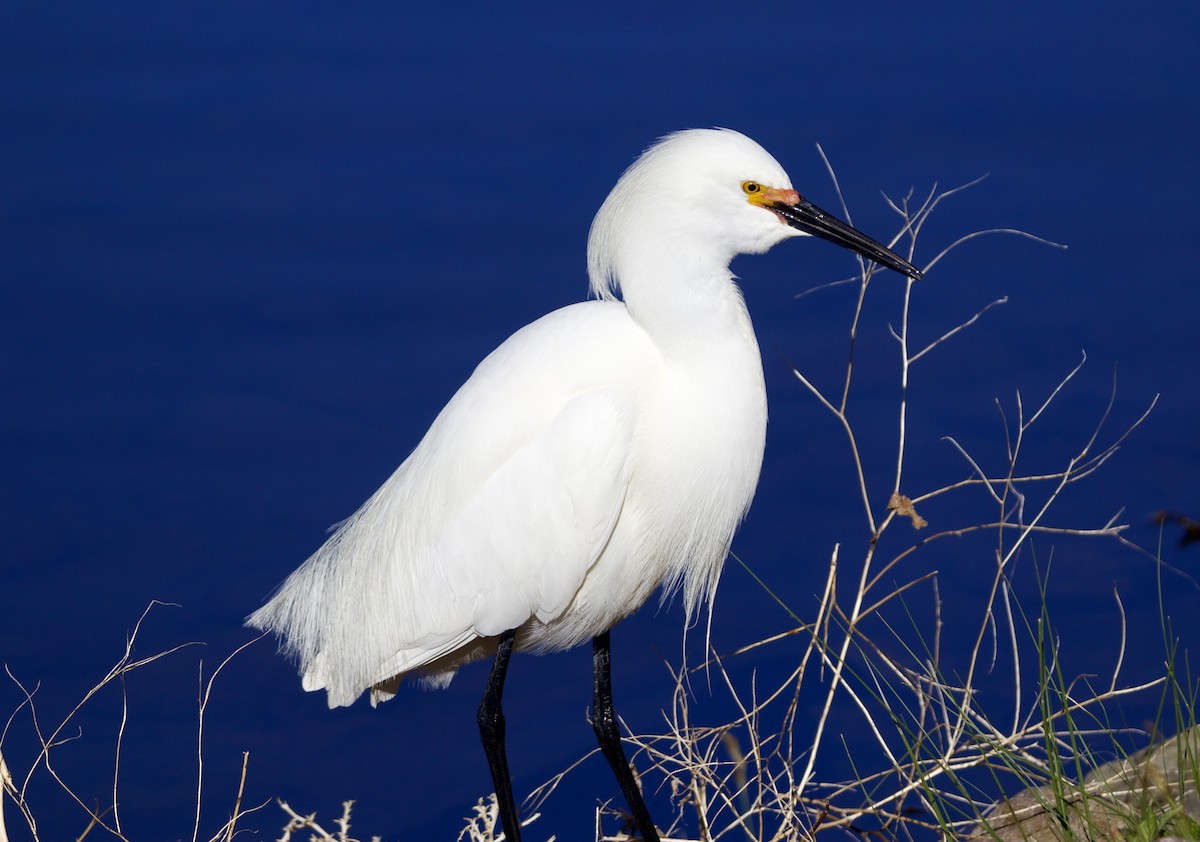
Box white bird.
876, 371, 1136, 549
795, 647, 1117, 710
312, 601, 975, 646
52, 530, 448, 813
249, 128, 920, 842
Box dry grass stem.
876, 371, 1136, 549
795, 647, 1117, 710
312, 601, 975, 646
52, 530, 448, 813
0, 603, 265, 842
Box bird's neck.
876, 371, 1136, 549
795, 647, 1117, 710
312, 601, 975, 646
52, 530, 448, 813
618, 253, 757, 358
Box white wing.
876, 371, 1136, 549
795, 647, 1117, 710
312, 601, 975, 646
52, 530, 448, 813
358, 387, 633, 701
248, 302, 656, 708
434, 387, 633, 634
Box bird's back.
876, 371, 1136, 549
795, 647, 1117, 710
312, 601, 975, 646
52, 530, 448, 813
250, 301, 668, 705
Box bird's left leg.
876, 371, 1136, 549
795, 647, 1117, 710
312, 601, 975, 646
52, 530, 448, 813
478, 628, 523, 842
592, 631, 660, 842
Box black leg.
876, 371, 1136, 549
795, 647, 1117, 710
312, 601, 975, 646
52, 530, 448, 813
478, 628, 522, 842
592, 631, 660, 842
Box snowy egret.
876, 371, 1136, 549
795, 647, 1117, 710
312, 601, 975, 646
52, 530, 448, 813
249, 128, 921, 841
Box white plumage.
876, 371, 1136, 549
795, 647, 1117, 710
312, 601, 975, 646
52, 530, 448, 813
248, 128, 919, 711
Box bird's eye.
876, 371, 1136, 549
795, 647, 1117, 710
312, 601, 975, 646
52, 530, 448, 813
742, 181, 762, 195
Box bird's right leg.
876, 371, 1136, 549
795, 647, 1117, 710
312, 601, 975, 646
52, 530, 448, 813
477, 628, 523, 842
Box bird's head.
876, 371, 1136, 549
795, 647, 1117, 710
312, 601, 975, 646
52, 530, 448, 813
587, 128, 921, 302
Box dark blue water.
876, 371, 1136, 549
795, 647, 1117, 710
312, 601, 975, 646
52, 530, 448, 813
2, 4, 1198, 839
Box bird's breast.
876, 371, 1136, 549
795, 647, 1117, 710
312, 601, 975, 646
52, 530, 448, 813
494, 300, 769, 652
523, 331, 767, 652
638, 330, 768, 522
609, 323, 768, 618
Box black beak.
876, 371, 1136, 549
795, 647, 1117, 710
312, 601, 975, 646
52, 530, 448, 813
772, 195, 922, 280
